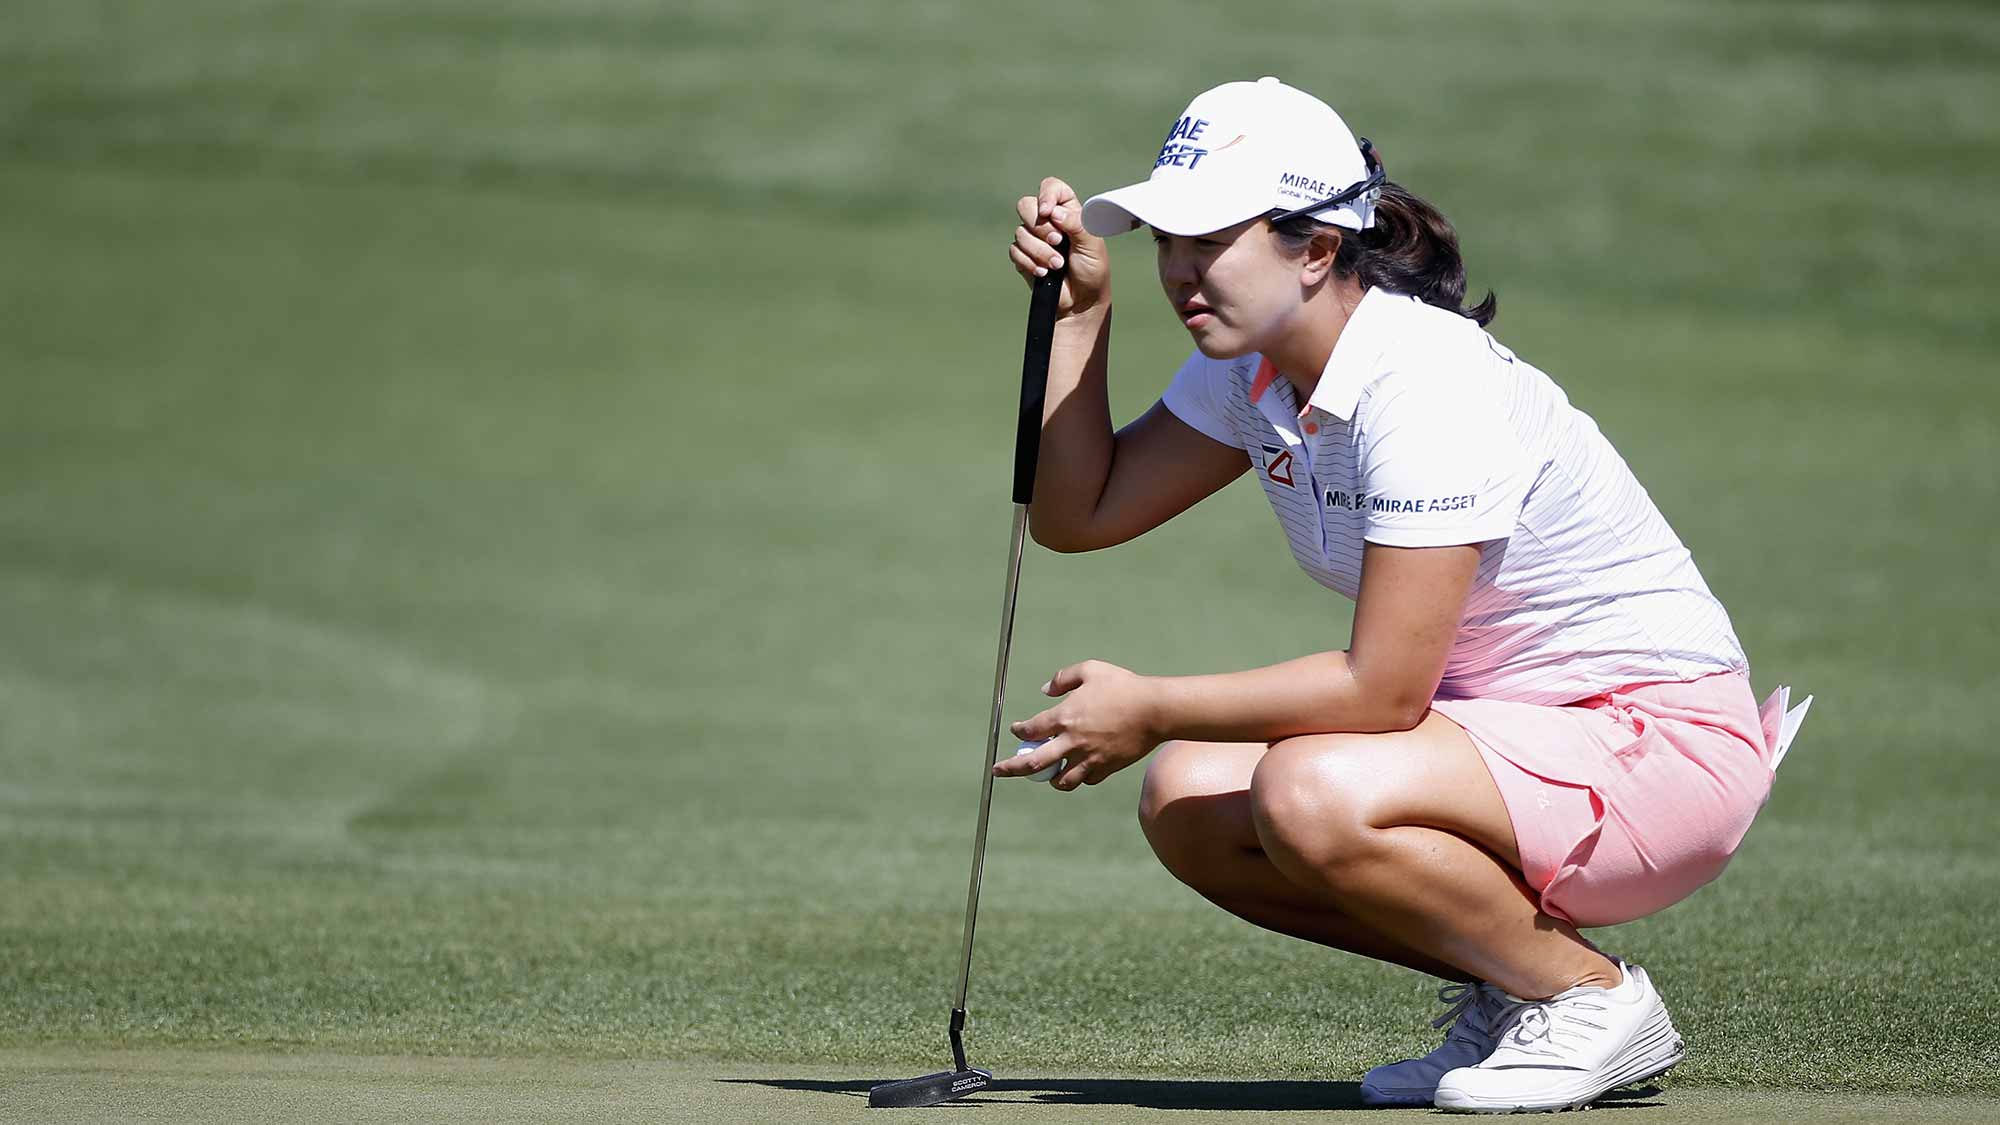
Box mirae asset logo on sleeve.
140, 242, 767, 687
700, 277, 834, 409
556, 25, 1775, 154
1322, 489, 1479, 514
1260, 451, 1475, 514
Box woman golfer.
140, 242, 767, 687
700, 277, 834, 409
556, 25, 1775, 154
997, 77, 1808, 1113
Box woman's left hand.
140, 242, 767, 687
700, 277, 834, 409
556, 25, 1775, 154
997, 660, 1163, 791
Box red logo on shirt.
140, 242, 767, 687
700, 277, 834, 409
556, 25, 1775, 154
1261, 445, 1295, 488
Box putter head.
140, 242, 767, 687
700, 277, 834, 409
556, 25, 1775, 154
867, 1068, 991, 1108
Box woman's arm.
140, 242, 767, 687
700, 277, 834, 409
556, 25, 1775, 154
1155, 542, 1482, 738
1001, 541, 1483, 789
1010, 179, 1247, 553
1033, 394, 1250, 553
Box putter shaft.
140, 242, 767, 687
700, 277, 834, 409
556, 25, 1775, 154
923, 265, 1061, 1094
953, 502, 1029, 1026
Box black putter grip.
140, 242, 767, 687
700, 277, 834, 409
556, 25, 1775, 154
1011, 264, 1067, 506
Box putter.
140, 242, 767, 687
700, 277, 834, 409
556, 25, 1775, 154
869, 262, 1067, 1109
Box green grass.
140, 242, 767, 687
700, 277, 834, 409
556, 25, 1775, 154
8, 1052, 2000, 1124
3, 0, 1999, 1106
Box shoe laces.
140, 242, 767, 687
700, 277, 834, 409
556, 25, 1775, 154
1431, 982, 1504, 1045
1494, 994, 1612, 1061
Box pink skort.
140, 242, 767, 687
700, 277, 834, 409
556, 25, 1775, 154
1430, 672, 1781, 929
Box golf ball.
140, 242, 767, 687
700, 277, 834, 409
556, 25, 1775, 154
1011, 740, 1065, 783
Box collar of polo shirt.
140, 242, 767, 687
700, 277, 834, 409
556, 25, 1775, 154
1249, 286, 1402, 422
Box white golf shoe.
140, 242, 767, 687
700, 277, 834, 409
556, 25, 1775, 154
1359, 982, 1520, 1107
1433, 962, 1684, 1114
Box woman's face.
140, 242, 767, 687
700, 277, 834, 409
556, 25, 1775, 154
1152, 217, 1306, 359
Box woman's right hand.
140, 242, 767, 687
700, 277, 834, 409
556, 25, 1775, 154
1010, 176, 1110, 318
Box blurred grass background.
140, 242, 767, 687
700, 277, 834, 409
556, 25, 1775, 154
2, 0, 1997, 1096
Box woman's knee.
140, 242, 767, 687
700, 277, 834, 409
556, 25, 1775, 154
1137, 740, 1251, 825
1248, 739, 1381, 874
1137, 741, 1255, 879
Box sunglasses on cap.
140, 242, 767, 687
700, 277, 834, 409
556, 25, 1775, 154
1268, 138, 1384, 225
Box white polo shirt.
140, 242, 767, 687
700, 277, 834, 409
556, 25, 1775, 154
1162, 287, 1747, 706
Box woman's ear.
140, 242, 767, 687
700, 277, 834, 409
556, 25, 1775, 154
1300, 229, 1341, 286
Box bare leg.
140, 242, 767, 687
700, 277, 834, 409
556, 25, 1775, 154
1248, 712, 1619, 999
1139, 739, 1470, 981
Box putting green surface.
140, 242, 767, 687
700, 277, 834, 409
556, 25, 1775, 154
3, 1051, 1995, 1124
4, 0, 2000, 1112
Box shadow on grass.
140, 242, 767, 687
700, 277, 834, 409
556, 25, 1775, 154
722, 1076, 1665, 1112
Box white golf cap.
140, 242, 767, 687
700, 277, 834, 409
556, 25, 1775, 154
1082, 77, 1378, 238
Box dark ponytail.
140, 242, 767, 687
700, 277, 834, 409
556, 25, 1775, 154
1271, 181, 1497, 326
